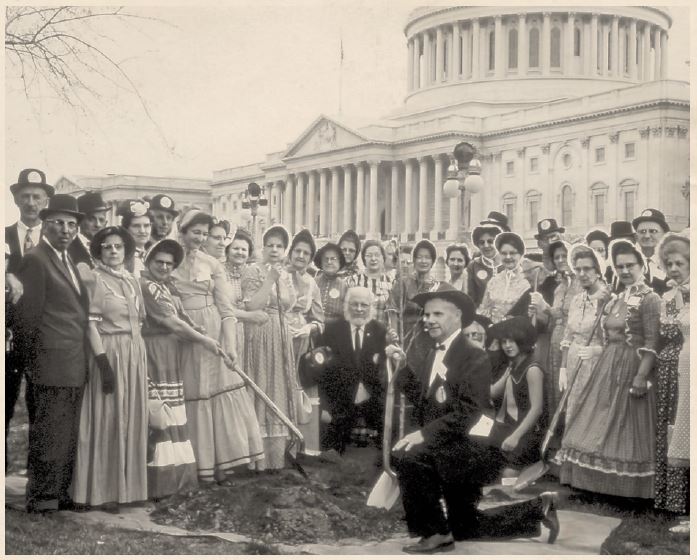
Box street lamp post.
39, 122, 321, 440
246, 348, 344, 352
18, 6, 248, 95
241, 182, 268, 248
442, 141, 484, 242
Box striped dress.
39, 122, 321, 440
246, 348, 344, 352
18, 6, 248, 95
140, 272, 198, 498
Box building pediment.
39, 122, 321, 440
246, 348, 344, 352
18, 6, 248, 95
283, 115, 368, 159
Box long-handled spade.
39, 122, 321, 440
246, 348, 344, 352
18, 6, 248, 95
220, 351, 308, 479
367, 356, 401, 509
513, 298, 606, 491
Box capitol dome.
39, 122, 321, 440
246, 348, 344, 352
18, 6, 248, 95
402, 6, 672, 114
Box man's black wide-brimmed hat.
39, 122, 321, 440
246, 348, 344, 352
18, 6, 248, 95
412, 287, 475, 328
38, 194, 83, 220
10, 168, 55, 197
77, 191, 111, 215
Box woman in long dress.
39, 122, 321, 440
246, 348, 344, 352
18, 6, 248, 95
556, 245, 609, 421
171, 210, 263, 482
117, 199, 151, 278
72, 227, 148, 509
140, 239, 224, 499
555, 240, 660, 498
242, 225, 299, 471
654, 232, 690, 514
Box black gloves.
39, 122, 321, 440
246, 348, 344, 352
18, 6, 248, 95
95, 353, 116, 394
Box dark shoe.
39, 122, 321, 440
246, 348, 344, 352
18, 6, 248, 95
540, 491, 560, 544
402, 533, 455, 554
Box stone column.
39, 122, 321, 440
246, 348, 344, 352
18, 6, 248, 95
285, 175, 295, 232
368, 161, 380, 237
390, 162, 399, 234
435, 26, 444, 82
413, 34, 421, 89
494, 15, 504, 78
642, 24, 651, 81
610, 15, 619, 77
433, 154, 444, 235
471, 18, 480, 80
341, 164, 352, 231
628, 18, 638, 79
319, 169, 328, 236
274, 181, 283, 224
653, 26, 661, 81
356, 163, 365, 233
330, 167, 340, 236
518, 13, 527, 75
295, 173, 305, 230
601, 20, 609, 77
461, 23, 470, 78
660, 30, 667, 79
404, 159, 413, 234
418, 156, 429, 234
590, 13, 599, 75
451, 22, 460, 79
423, 31, 432, 85
407, 39, 414, 92
307, 172, 316, 234
566, 12, 575, 74
542, 12, 551, 75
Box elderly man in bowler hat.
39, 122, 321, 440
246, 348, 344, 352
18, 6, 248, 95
5, 169, 54, 469
633, 208, 670, 295
15, 194, 89, 513
387, 288, 559, 553
148, 194, 179, 247
68, 191, 111, 270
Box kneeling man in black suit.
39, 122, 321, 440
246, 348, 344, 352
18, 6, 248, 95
318, 286, 388, 454
388, 288, 560, 554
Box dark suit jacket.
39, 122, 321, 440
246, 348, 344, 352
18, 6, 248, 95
319, 319, 387, 410
397, 331, 492, 445
68, 236, 93, 269
5, 223, 23, 274
16, 240, 89, 387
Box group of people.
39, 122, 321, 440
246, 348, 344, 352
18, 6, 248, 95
5, 169, 689, 551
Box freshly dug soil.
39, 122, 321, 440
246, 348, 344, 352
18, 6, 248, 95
151, 447, 406, 545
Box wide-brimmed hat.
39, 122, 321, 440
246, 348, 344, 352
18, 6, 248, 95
480, 211, 510, 232
609, 221, 635, 241
535, 218, 565, 240
144, 238, 184, 269
90, 226, 136, 261
412, 239, 437, 263
494, 231, 525, 255
290, 228, 317, 259
149, 194, 179, 216
585, 229, 610, 250
338, 229, 361, 252
38, 194, 83, 221
314, 242, 346, 269
77, 191, 111, 215
262, 224, 290, 249
632, 208, 670, 233
412, 287, 476, 328
10, 168, 55, 197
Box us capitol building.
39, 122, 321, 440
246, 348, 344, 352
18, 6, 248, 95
59, 6, 689, 245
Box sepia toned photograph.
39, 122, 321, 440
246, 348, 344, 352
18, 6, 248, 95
4, 2, 691, 555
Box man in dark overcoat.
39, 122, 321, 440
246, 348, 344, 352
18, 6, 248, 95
388, 289, 560, 554
68, 191, 111, 270
16, 194, 89, 513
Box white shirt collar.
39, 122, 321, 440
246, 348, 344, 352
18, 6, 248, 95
436, 328, 460, 353
43, 235, 66, 260
78, 232, 91, 248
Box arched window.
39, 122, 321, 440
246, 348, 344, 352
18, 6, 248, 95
508, 28, 518, 69
489, 29, 496, 71
550, 27, 561, 67
529, 28, 540, 67
561, 185, 573, 226
574, 26, 581, 56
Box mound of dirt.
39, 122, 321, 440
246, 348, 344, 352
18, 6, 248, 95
150, 448, 405, 545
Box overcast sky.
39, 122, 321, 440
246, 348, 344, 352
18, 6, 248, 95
4, 2, 692, 222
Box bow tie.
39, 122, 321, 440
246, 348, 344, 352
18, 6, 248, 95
434, 343, 446, 351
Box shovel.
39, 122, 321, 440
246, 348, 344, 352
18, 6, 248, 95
513, 298, 605, 491
367, 356, 401, 509
221, 353, 309, 479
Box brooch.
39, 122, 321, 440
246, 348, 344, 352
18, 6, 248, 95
435, 386, 447, 404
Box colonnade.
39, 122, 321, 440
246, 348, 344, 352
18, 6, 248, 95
407, 12, 668, 90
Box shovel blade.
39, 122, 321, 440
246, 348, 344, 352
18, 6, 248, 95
513, 461, 549, 492
367, 472, 401, 510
